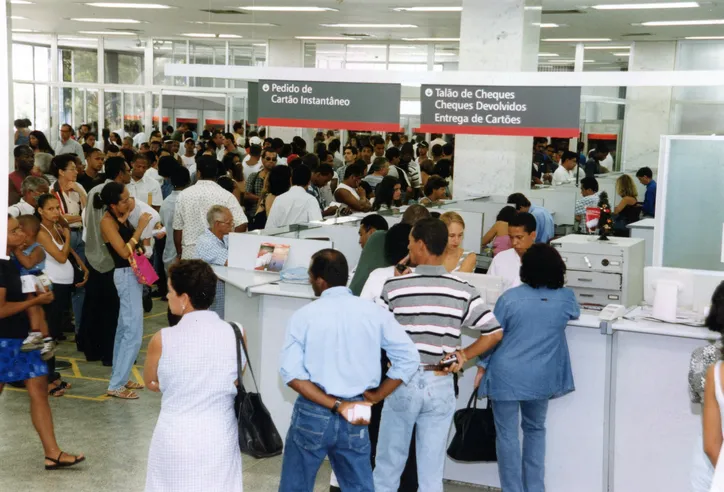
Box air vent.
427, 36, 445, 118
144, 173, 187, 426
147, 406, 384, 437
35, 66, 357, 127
542, 9, 586, 15
199, 9, 248, 15
621, 32, 653, 37
342, 33, 372, 37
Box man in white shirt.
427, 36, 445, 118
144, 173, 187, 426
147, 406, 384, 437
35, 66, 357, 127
265, 165, 323, 229
9, 176, 49, 217
173, 156, 248, 260
487, 212, 537, 292
126, 153, 163, 210
213, 131, 226, 162
242, 144, 263, 181
430, 133, 446, 148
54, 124, 85, 162
552, 151, 580, 186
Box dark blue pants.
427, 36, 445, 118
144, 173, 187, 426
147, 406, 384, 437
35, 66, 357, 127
279, 396, 373, 492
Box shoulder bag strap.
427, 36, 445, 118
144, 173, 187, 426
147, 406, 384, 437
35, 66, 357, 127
229, 321, 244, 392
229, 321, 259, 392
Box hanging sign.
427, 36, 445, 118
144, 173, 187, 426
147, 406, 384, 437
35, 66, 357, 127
257, 80, 401, 131
418, 85, 581, 137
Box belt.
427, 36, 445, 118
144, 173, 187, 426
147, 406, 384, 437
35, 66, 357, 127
422, 364, 444, 371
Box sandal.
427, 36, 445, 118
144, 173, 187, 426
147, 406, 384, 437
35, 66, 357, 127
106, 389, 139, 400
57, 381, 72, 391
48, 386, 65, 398
124, 381, 144, 390
45, 451, 85, 470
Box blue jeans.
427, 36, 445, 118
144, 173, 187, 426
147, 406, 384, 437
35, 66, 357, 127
70, 229, 86, 335
373, 368, 455, 492
109, 267, 143, 391
492, 399, 549, 492
279, 396, 373, 492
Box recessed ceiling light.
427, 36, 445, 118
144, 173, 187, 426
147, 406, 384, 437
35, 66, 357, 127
70, 18, 142, 23
295, 36, 361, 40
10, 0, 34, 4
685, 35, 724, 39
584, 45, 631, 50
639, 19, 724, 26
543, 38, 612, 42
538, 53, 560, 57
188, 21, 277, 27
218, 34, 242, 39
392, 7, 462, 12
613, 52, 630, 56
182, 33, 217, 38
239, 6, 338, 12
401, 37, 459, 42
534, 23, 560, 28
84, 2, 172, 8
321, 24, 418, 28
79, 30, 137, 35
592, 2, 698, 9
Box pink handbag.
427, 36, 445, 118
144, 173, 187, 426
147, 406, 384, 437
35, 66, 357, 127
126, 244, 159, 286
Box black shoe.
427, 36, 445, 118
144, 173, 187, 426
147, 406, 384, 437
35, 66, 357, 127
143, 293, 153, 313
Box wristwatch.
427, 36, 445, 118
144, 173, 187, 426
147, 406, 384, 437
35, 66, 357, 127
331, 399, 342, 414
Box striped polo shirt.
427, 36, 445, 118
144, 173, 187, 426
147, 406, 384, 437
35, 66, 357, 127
381, 265, 501, 365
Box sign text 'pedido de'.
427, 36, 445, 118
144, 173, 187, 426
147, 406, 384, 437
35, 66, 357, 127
418, 85, 581, 137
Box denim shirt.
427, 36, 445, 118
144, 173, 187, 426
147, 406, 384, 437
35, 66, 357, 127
478, 285, 580, 401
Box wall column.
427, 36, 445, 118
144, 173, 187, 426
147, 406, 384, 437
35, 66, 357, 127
453, 0, 541, 199
265, 39, 305, 142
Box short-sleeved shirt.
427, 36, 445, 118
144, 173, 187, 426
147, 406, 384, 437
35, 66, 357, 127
127, 174, 163, 207
574, 192, 601, 233
479, 285, 580, 401
0, 260, 30, 339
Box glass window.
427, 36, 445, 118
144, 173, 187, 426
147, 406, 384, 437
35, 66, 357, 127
124, 91, 145, 135
13, 83, 34, 120
104, 38, 144, 85
189, 40, 226, 88
389, 44, 427, 63
153, 40, 188, 86
34, 46, 50, 82
12, 44, 33, 80
60, 47, 98, 83
434, 44, 459, 72
346, 44, 387, 64
86, 89, 99, 133
104, 91, 122, 132
34, 85, 50, 135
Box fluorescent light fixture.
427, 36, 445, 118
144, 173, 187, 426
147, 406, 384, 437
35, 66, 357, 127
347, 44, 387, 49
12, 28, 35, 32
10, 0, 34, 4
545, 59, 596, 63
59, 36, 96, 41
188, 21, 277, 27
252, 43, 267, 46
239, 6, 338, 12
10, 15, 26, 19
543, 38, 612, 42
70, 18, 142, 23
321, 24, 418, 28
538, 53, 559, 57
534, 23, 560, 28
79, 30, 137, 35
435, 52, 458, 57
402, 37, 459, 42
640, 19, 724, 26
686, 35, 724, 39
218, 34, 242, 38
295, 36, 361, 40
181, 33, 217, 38
84, 2, 171, 8
584, 45, 631, 50
392, 6, 462, 12
525, 5, 543, 10
613, 52, 630, 56
592, 2, 698, 9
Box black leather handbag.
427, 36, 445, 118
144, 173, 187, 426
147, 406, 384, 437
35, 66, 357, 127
229, 322, 283, 458
447, 390, 497, 463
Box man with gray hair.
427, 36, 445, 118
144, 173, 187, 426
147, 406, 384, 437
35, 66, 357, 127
9, 176, 49, 217
54, 123, 85, 161
194, 205, 233, 318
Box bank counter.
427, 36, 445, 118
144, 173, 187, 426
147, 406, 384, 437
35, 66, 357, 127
215, 254, 718, 492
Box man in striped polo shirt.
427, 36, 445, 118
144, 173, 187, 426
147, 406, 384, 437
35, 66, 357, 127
372, 218, 504, 492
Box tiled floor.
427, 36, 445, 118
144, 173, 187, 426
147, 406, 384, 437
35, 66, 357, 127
0, 300, 499, 491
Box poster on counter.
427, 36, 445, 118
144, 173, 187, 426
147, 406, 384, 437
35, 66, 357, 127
418, 85, 581, 137
257, 80, 401, 131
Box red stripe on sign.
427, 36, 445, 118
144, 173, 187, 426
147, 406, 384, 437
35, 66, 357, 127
417, 125, 580, 138
258, 117, 402, 132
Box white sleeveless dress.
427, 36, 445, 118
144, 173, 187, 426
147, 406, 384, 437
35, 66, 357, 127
710, 361, 724, 492
145, 310, 245, 492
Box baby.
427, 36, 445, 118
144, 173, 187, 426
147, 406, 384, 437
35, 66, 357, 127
12, 214, 56, 360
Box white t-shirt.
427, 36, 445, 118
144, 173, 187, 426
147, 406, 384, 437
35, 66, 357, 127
127, 173, 163, 207
242, 161, 262, 182
487, 248, 522, 292
144, 167, 165, 188
181, 154, 196, 168
552, 166, 576, 186
8, 199, 35, 218
265, 186, 323, 229
360, 266, 397, 306
601, 153, 614, 170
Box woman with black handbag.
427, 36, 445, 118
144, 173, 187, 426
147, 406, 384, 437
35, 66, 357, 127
36, 193, 88, 397
143, 260, 246, 492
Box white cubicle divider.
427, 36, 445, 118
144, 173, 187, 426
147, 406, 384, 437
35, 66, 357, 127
528, 186, 577, 226
227, 232, 332, 270
276, 225, 364, 270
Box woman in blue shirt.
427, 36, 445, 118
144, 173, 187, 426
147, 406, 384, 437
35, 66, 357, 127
478, 244, 580, 492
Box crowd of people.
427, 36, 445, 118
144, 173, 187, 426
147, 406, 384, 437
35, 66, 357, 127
3, 120, 665, 491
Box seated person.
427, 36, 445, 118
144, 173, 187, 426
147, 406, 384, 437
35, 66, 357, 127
613, 175, 640, 237
481, 206, 516, 256
333, 163, 372, 212
507, 193, 554, 244
552, 151, 580, 186
419, 175, 448, 207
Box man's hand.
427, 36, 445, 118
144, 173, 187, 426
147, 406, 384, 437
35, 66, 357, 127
33, 287, 54, 306
338, 401, 372, 426
474, 367, 486, 389
441, 350, 467, 374
394, 255, 412, 277
363, 389, 382, 405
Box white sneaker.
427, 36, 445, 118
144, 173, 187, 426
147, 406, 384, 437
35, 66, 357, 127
20, 333, 43, 352
40, 338, 57, 361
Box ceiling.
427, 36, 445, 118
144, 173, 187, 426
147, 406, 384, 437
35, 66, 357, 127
10, 0, 724, 68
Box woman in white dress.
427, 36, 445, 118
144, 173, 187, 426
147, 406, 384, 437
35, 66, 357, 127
144, 260, 246, 492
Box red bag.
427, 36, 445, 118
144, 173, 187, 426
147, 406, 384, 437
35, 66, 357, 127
126, 244, 159, 286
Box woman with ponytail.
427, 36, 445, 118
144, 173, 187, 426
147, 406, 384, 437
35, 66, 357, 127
96, 182, 152, 399
691, 282, 724, 490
